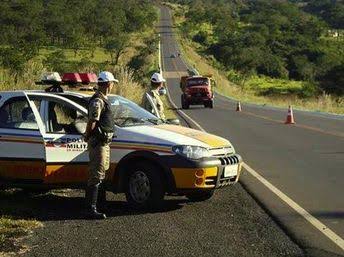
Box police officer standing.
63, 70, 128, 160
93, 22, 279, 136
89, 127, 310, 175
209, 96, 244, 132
84, 71, 118, 219
142, 72, 166, 120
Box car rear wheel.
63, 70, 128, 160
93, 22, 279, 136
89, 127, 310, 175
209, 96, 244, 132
186, 190, 214, 202
125, 162, 165, 209
204, 100, 214, 108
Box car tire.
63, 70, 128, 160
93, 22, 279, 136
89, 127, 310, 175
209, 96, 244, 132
181, 95, 189, 109
125, 162, 165, 210
209, 100, 214, 109
186, 190, 214, 202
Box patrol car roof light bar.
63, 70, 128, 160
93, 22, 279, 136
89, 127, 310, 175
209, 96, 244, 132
35, 72, 98, 93
35, 72, 64, 93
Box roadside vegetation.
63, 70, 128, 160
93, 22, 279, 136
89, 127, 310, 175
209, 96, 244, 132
163, 0, 344, 114
0, 0, 159, 103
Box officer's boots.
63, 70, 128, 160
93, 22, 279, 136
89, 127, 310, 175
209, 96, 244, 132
85, 184, 107, 219
97, 184, 107, 208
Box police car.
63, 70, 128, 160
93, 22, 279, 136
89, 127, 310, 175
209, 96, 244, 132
0, 74, 243, 209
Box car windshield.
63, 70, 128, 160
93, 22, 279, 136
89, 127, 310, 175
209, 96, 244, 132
107, 95, 164, 127
60, 94, 163, 127
187, 78, 208, 87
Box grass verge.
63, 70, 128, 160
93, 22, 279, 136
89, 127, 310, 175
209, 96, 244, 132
0, 190, 43, 256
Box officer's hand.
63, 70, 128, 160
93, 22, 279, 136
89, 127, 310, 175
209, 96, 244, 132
83, 133, 90, 142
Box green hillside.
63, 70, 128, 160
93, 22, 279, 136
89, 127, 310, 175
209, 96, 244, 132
164, 0, 344, 113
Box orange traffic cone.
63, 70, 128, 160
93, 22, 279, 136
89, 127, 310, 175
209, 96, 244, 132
236, 101, 242, 112
285, 105, 295, 124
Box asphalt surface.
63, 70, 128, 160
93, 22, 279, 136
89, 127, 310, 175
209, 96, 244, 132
0, 188, 301, 257
159, 5, 344, 257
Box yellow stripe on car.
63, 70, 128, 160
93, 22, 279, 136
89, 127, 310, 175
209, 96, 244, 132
156, 124, 229, 148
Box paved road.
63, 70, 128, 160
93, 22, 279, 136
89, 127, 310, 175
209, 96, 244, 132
0, 188, 302, 257
159, 5, 344, 257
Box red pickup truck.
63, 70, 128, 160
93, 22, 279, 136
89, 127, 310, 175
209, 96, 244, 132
180, 75, 215, 109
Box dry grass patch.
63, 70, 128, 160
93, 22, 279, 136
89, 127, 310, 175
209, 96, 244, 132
0, 216, 42, 247
0, 60, 46, 92
0, 217, 42, 256
109, 66, 145, 104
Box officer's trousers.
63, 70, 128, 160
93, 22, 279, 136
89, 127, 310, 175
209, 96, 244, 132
87, 139, 110, 186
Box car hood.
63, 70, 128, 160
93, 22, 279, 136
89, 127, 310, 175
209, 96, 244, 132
116, 124, 231, 149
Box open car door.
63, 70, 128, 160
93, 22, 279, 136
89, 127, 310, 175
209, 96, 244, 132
0, 92, 46, 183
27, 93, 89, 185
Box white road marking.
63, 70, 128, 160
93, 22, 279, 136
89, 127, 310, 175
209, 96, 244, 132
159, 36, 344, 252
243, 163, 344, 251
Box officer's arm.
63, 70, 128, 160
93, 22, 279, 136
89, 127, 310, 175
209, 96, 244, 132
84, 121, 97, 142
141, 94, 149, 110
84, 99, 102, 141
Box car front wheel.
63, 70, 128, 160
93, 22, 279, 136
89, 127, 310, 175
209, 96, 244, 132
125, 162, 165, 209
209, 99, 214, 109
181, 95, 189, 109
204, 100, 214, 108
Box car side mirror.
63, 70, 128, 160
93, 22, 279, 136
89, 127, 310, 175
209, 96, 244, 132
166, 118, 180, 126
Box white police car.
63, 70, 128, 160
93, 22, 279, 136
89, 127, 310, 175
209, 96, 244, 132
0, 76, 242, 209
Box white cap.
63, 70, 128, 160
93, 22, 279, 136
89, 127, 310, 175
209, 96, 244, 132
98, 71, 119, 83
41, 72, 62, 82
151, 72, 166, 83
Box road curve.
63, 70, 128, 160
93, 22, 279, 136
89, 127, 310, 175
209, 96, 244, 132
159, 5, 344, 256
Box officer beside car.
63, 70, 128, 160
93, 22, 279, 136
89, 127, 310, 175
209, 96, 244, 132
84, 71, 118, 219
142, 72, 167, 120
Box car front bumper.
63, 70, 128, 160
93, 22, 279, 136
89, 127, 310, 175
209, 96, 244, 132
162, 154, 243, 191
185, 95, 213, 104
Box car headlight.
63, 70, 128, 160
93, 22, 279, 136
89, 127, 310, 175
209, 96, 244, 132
172, 145, 211, 160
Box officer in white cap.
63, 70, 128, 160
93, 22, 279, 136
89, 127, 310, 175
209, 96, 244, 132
142, 72, 166, 120
84, 71, 118, 219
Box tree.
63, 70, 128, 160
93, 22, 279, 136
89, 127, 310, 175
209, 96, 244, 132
291, 55, 316, 81
104, 34, 130, 65
44, 50, 68, 73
